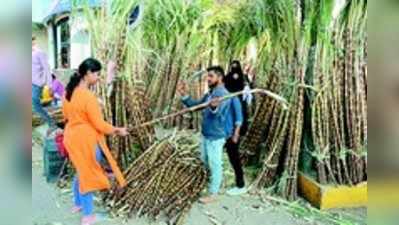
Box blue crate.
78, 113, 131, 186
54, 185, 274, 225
43, 137, 64, 183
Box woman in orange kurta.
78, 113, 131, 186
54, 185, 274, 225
62, 58, 127, 225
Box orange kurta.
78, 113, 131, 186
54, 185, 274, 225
62, 87, 126, 193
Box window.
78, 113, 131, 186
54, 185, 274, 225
55, 16, 70, 68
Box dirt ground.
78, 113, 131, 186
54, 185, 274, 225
32, 126, 366, 225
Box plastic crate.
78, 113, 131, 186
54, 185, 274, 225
43, 137, 65, 183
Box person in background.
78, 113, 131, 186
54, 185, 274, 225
223, 60, 254, 195
32, 36, 56, 134
51, 73, 65, 107
243, 63, 256, 113
243, 63, 256, 88
224, 60, 250, 135
177, 66, 231, 204
223, 87, 247, 196
62, 58, 127, 225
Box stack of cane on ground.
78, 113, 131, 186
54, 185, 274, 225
103, 132, 207, 225
32, 108, 63, 127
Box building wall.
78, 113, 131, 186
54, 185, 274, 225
47, 13, 92, 69
32, 0, 51, 23
47, 25, 56, 69
70, 13, 92, 69
45, 12, 92, 69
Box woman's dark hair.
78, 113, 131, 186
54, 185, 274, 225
226, 60, 250, 136
229, 60, 243, 74
65, 58, 102, 101
225, 60, 245, 93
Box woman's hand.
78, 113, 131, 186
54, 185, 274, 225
232, 133, 240, 144
114, 127, 129, 136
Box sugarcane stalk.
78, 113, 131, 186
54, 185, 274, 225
241, 71, 281, 163
251, 104, 290, 189
129, 88, 288, 131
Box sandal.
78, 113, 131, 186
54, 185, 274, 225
71, 206, 81, 213
81, 213, 108, 225
81, 215, 96, 225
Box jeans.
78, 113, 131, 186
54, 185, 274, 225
225, 138, 245, 188
200, 137, 226, 194
73, 146, 103, 216
32, 84, 54, 127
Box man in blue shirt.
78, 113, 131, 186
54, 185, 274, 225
178, 66, 230, 204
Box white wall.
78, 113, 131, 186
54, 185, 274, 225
45, 26, 56, 69
45, 13, 92, 69
32, 0, 51, 23
70, 14, 91, 69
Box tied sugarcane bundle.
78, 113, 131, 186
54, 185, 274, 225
104, 131, 207, 225
310, 0, 367, 185
32, 108, 63, 127
32, 113, 44, 127
248, 0, 367, 200
240, 70, 282, 164
125, 81, 156, 151
128, 88, 288, 131
242, 0, 311, 201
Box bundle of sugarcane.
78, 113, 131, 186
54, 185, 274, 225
32, 113, 44, 127
166, 73, 207, 130
251, 53, 308, 201
243, 0, 367, 200
244, 0, 312, 200
146, 14, 208, 121
310, 0, 367, 185
102, 77, 156, 168
340, 0, 367, 184
125, 80, 155, 151
81, 0, 156, 167
104, 131, 207, 225
240, 69, 282, 164
32, 108, 63, 127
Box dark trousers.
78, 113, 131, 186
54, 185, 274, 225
225, 138, 245, 188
